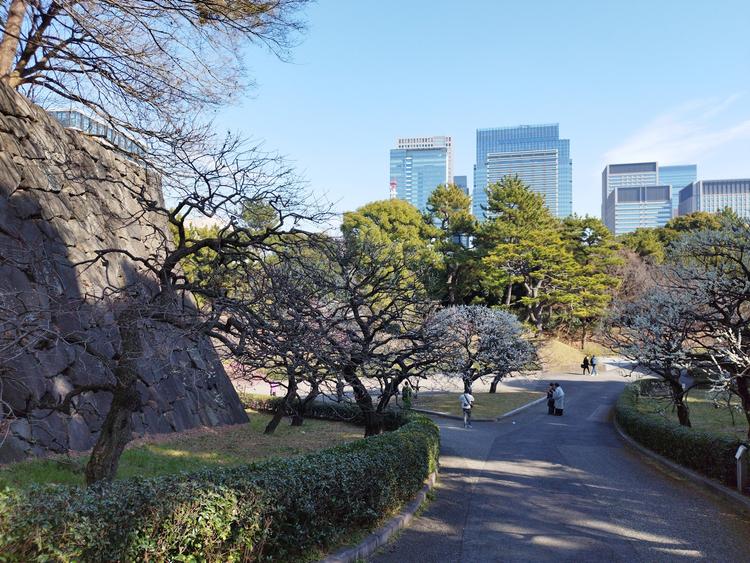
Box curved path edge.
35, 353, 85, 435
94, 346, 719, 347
613, 417, 750, 514
319, 471, 439, 563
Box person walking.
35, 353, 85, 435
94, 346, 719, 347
552, 383, 565, 416
459, 390, 475, 428
546, 383, 555, 415
590, 355, 598, 376
582, 355, 590, 375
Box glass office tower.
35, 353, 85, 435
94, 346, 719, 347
601, 162, 697, 233
453, 175, 469, 195
389, 136, 452, 212
659, 164, 698, 217
604, 184, 672, 235
472, 124, 572, 219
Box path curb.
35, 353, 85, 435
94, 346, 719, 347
613, 418, 750, 514
319, 471, 438, 563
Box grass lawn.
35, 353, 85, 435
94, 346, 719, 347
0, 410, 361, 490
413, 391, 543, 419
538, 338, 613, 371
634, 388, 749, 441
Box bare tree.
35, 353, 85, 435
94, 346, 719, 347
665, 221, 750, 436
228, 256, 334, 434
0, 1, 308, 144
22, 136, 328, 484
605, 288, 700, 427
303, 238, 442, 437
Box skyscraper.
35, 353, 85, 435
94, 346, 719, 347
658, 164, 698, 216
473, 124, 572, 219
389, 136, 452, 212
601, 162, 697, 234
453, 175, 469, 195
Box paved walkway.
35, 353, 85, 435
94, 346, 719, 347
373, 370, 750, 562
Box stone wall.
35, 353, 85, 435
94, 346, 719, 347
0, 83, 247, 462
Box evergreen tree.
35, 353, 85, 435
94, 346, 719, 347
426, 184, 479, 304
560, 215, 621, 347
477, 176, 577, 330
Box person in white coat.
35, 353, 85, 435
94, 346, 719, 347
552, 383, 565, 416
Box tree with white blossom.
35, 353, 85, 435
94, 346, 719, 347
431, 306, 536, 393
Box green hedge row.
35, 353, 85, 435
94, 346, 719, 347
0, 411, 439, 562
615, 382, 742, 486
239, 392, 407, 431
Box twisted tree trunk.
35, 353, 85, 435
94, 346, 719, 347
84, 307, 143, 485
265, 377, 296, 435
342, 365, 382, 437
665, 376, 691, 428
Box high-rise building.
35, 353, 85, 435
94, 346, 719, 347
389, 136, 452, 212
658, 164, 698, 216
453, 175, 469, 195
678, 179, 750, 218
604, 184, 672, 235
601, 162, 697, 234
473, 124, 572, 219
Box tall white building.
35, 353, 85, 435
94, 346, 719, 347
389, 136, 453, 212
601, 162, 697, 234
678, 179, 750, 218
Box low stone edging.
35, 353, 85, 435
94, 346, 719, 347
613, 418, 750, 514
319, 471, 438, 563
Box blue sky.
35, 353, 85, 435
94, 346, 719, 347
216, 0, 750, 220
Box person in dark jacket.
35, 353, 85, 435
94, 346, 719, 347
546, 383, 555, 415
582, 355, 590, 375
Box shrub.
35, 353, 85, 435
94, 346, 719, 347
0, 412, 439, 562
239, 392, 410, 430
615, 382, 742, 486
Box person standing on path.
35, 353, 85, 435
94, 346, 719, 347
552, 383, 565, 416
459, 391, 475, 428
590, 355, 598, 376
582, 355, 590, 375
546, 383, 555, 415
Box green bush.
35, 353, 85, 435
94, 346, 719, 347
239, 392, 410, 430
0, 412, 439, 562
615, 382, 742, 486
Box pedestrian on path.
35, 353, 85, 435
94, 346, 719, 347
582, 355, 590, 375
591, 355, 599, 375
546, 383, 555, 415
552, 383, 565, 416
459, 391, 475, 428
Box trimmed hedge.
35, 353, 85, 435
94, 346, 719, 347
0, 410, 439, 562
239, 392, 408, 430
615, 382, 743, 486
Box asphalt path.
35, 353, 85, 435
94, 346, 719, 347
372, 371, 750, 562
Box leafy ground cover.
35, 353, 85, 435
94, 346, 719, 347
413, 391, 543, 419
632, 387, 748, 441
0, 410, 360, 490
